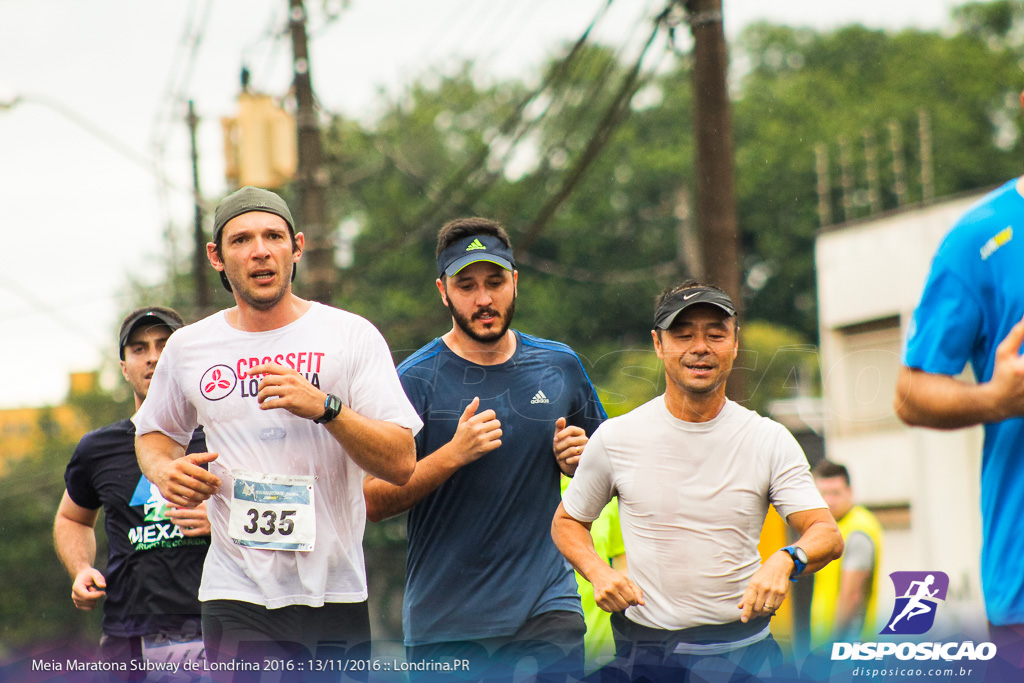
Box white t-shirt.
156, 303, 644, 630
133, 302, 422, 608
562, 396, 825, 631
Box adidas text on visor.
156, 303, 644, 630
654, 288, 737, 330
437, 234, 516, 278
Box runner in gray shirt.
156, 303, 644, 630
553, 281, 843, 680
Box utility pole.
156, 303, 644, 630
814, 143, 832, 228
288, 0, 335, 303
187, 100, 211, 316
685, 0, 744, 397
918, 109, 934, 203
888, 119, 908, 207
685, 0, 741, 304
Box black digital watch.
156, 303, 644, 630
313, 394, 343, 425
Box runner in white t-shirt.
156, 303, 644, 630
553, 280, 843, 680
134, 186, 422, 667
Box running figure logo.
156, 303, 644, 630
881, 571, 949, 635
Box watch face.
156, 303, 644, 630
794, 547, 808, 565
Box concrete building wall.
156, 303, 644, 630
815, 192, 990, 635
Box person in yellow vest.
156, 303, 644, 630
810, 460, 884, 646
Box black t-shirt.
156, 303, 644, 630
64, 419, 209, 638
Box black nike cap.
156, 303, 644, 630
654, 287, 736, 330
118, 306, 185, 359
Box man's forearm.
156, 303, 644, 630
894, 366, 1004, 429
323, 407, 415, 486
796, 522, 844, 575
835, 570, 871, 634
136, 431, 186, 484
552, 503, 643, 612
53, 516, 96, 579
363, 442, 465, 522
780, 508, 843, 577
551, 504, 603, 581
135, 431, 224, 509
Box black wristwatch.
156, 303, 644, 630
313, 394, 343, 424
780, 545, 808, 581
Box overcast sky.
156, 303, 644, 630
0, 0, 965, 409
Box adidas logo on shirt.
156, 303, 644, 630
466, 239, 486, 251
531, 390, 550, 404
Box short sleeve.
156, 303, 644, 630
132, 337, 197, 447
903, 232, 984, 376
565, 355, 607, 436
842, 531, 876, 573
766, 425, 827, 520
64, 439, 100, 510
344, 323, 423, 434
562, 426, 616, 523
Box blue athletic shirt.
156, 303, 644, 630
903, 178, 1024, 625
397, 330, 606, 645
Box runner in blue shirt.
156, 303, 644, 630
896, 159, 1024, 673
364, 217, 606, 681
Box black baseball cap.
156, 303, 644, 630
437, 234, 515, 278
118, 307, 185, 359
654, 287, 737, 330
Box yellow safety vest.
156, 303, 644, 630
810, 505, 883, 647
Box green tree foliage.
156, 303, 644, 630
325, 1, 1024, 354
733, 19, 1024, 337
0, 409, 104, 659
12, 0, 1024, 655
954, 0, 1024, 47
739, 321, 820, 416
592, 347, 663, 418
326, 44, 697, 380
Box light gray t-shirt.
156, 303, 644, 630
562, 396, 826, 631
842, 531, 875, 572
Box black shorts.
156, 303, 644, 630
406, 609, 585, 682
202, 599, 371, 665
607, 612, 781, 683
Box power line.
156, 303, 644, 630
149, 0, 215, 161
330, 1, 681, 285
306, 0, 677, 288
405, 0, 515, 76
460, 0, 537, 68
504, 0, 664, 222
520, 4, 673, 250
0, 273, 107, 355
390, 0, 619, 247
245, 3, 289, 92
0, 94, 202, 204
149, 0, 216, 278
516, 251, 679, 284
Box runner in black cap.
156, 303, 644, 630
364, 216, 607, 682
55, 306, 209, 674
554, 279, 843, 681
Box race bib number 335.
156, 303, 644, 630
228, 471, 315, 551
